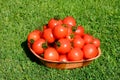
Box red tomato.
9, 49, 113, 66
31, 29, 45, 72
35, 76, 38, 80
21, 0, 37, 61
53, 24, 68, 39
66, 27, 74, 42
63, 16, 76, 27
73, 37, 85, 48
92, 38, 100, 47
74, 26, 84, 36
83, 44, 98, 59
48, 18, 63, 29
43, 28, 55, 43
59, 55, 68, 62
67, 48, 83, 61
27, 30, 41, 44
74, 34, 81, 39
44, 47, 59, 61
32, 39, 46, 55
83, 34, 94, 44
55, 38, 71, 54
66, 34, 74, 42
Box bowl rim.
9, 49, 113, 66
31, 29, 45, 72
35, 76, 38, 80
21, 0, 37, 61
28, 43, 101, 64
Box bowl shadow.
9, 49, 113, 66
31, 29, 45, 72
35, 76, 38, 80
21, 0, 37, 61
21, 40, 43, 65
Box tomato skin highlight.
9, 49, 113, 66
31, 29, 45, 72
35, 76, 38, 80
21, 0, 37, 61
83, 34, 94, 44
43, 28, 55, 43
67, 48, 83, 61
32, 39, 46, 55
63, 16, 76, 27
48, 18, 63, 29
55, 38, 71, 54
59, 55, 68, 62
73, 37, 85, 48
27, 30, 41, 44
74, 26, 84, 36
92, 38, 100, 47
83, 44, 98, 59
44, 47, 59, 61
53, 25, 68, 39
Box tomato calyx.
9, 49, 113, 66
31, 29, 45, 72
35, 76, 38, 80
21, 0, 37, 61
72, 26, 77, 32
42, 42, 48, 49
61, 24, 68, 28
30, 39, 34, 44
55, 41, 61, 47
69, 33, 74, 39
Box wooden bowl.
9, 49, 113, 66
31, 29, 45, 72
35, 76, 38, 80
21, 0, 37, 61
28, 43, 101, 69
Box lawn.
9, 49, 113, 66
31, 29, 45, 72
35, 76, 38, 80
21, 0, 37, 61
0, 0, 120, 80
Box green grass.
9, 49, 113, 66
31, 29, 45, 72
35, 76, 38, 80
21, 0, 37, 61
0, 0, 120, 80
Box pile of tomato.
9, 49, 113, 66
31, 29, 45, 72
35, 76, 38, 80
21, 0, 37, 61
27, 16, 100, 62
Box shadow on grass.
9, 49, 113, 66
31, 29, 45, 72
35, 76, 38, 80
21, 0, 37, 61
21, 40, 43, 65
